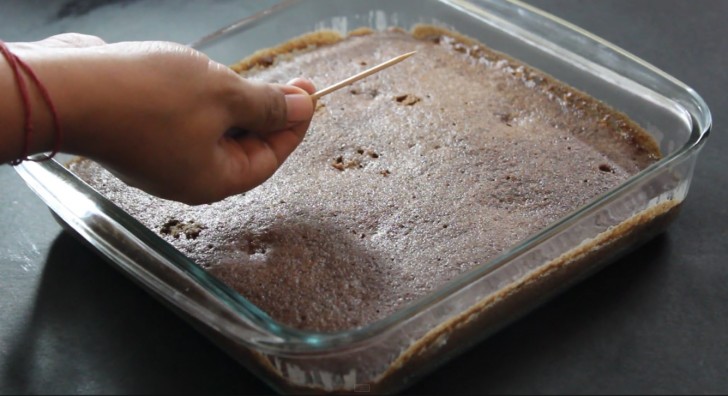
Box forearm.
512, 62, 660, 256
0, 42, 56, 164
0, 34, 316, 204
0, 40, 125, 165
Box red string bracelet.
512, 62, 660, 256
0, 40, 63, 165
0, 40, 33, 165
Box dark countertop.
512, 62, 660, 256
1, 1, 726, 394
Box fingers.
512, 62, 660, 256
220, 77, 316, 195
248, 78, 316, 168
39, 33, 106, 48
231, 78, 315, 134
285, 77, 317, 126
225, 136, 280, 192
287, 77, 316, 96
224, 126, 310, 195
232, 80, 289, 133
284, 92, 314, 123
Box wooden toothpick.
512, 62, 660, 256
311, 51, 417, 100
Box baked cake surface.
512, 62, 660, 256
69, 27, 659, 332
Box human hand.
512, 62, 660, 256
5, 33, 315, 205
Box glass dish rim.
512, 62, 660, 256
19, 0, 712, 352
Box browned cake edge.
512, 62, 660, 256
229, 27, 378, 74
233, 24, 661, 160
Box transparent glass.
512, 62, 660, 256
15, 0, 711, 393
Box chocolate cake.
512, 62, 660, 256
69, 26, 661, 333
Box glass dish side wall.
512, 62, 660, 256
14, 0, 710, 394
12, 149, 699, 394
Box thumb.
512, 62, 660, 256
233, 79, 314, 135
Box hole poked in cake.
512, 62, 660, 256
331, 147, 382, 171
246, 239, 268, 255
314, 102, 326, 113
160, 219, 206, 240
394, 93, 421, 106
331, 155, 362, 171
494, 111, 515, 126
598, 163, 615, 173
349, 87, 380, 98
356, 148, 380, 158
207, 218, 391, 331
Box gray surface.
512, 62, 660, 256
0, 0, 726, 394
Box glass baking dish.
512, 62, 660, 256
14, 0, 710, 393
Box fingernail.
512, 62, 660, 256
285, 94, 313, 122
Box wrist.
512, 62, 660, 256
1, 42, 64, 162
